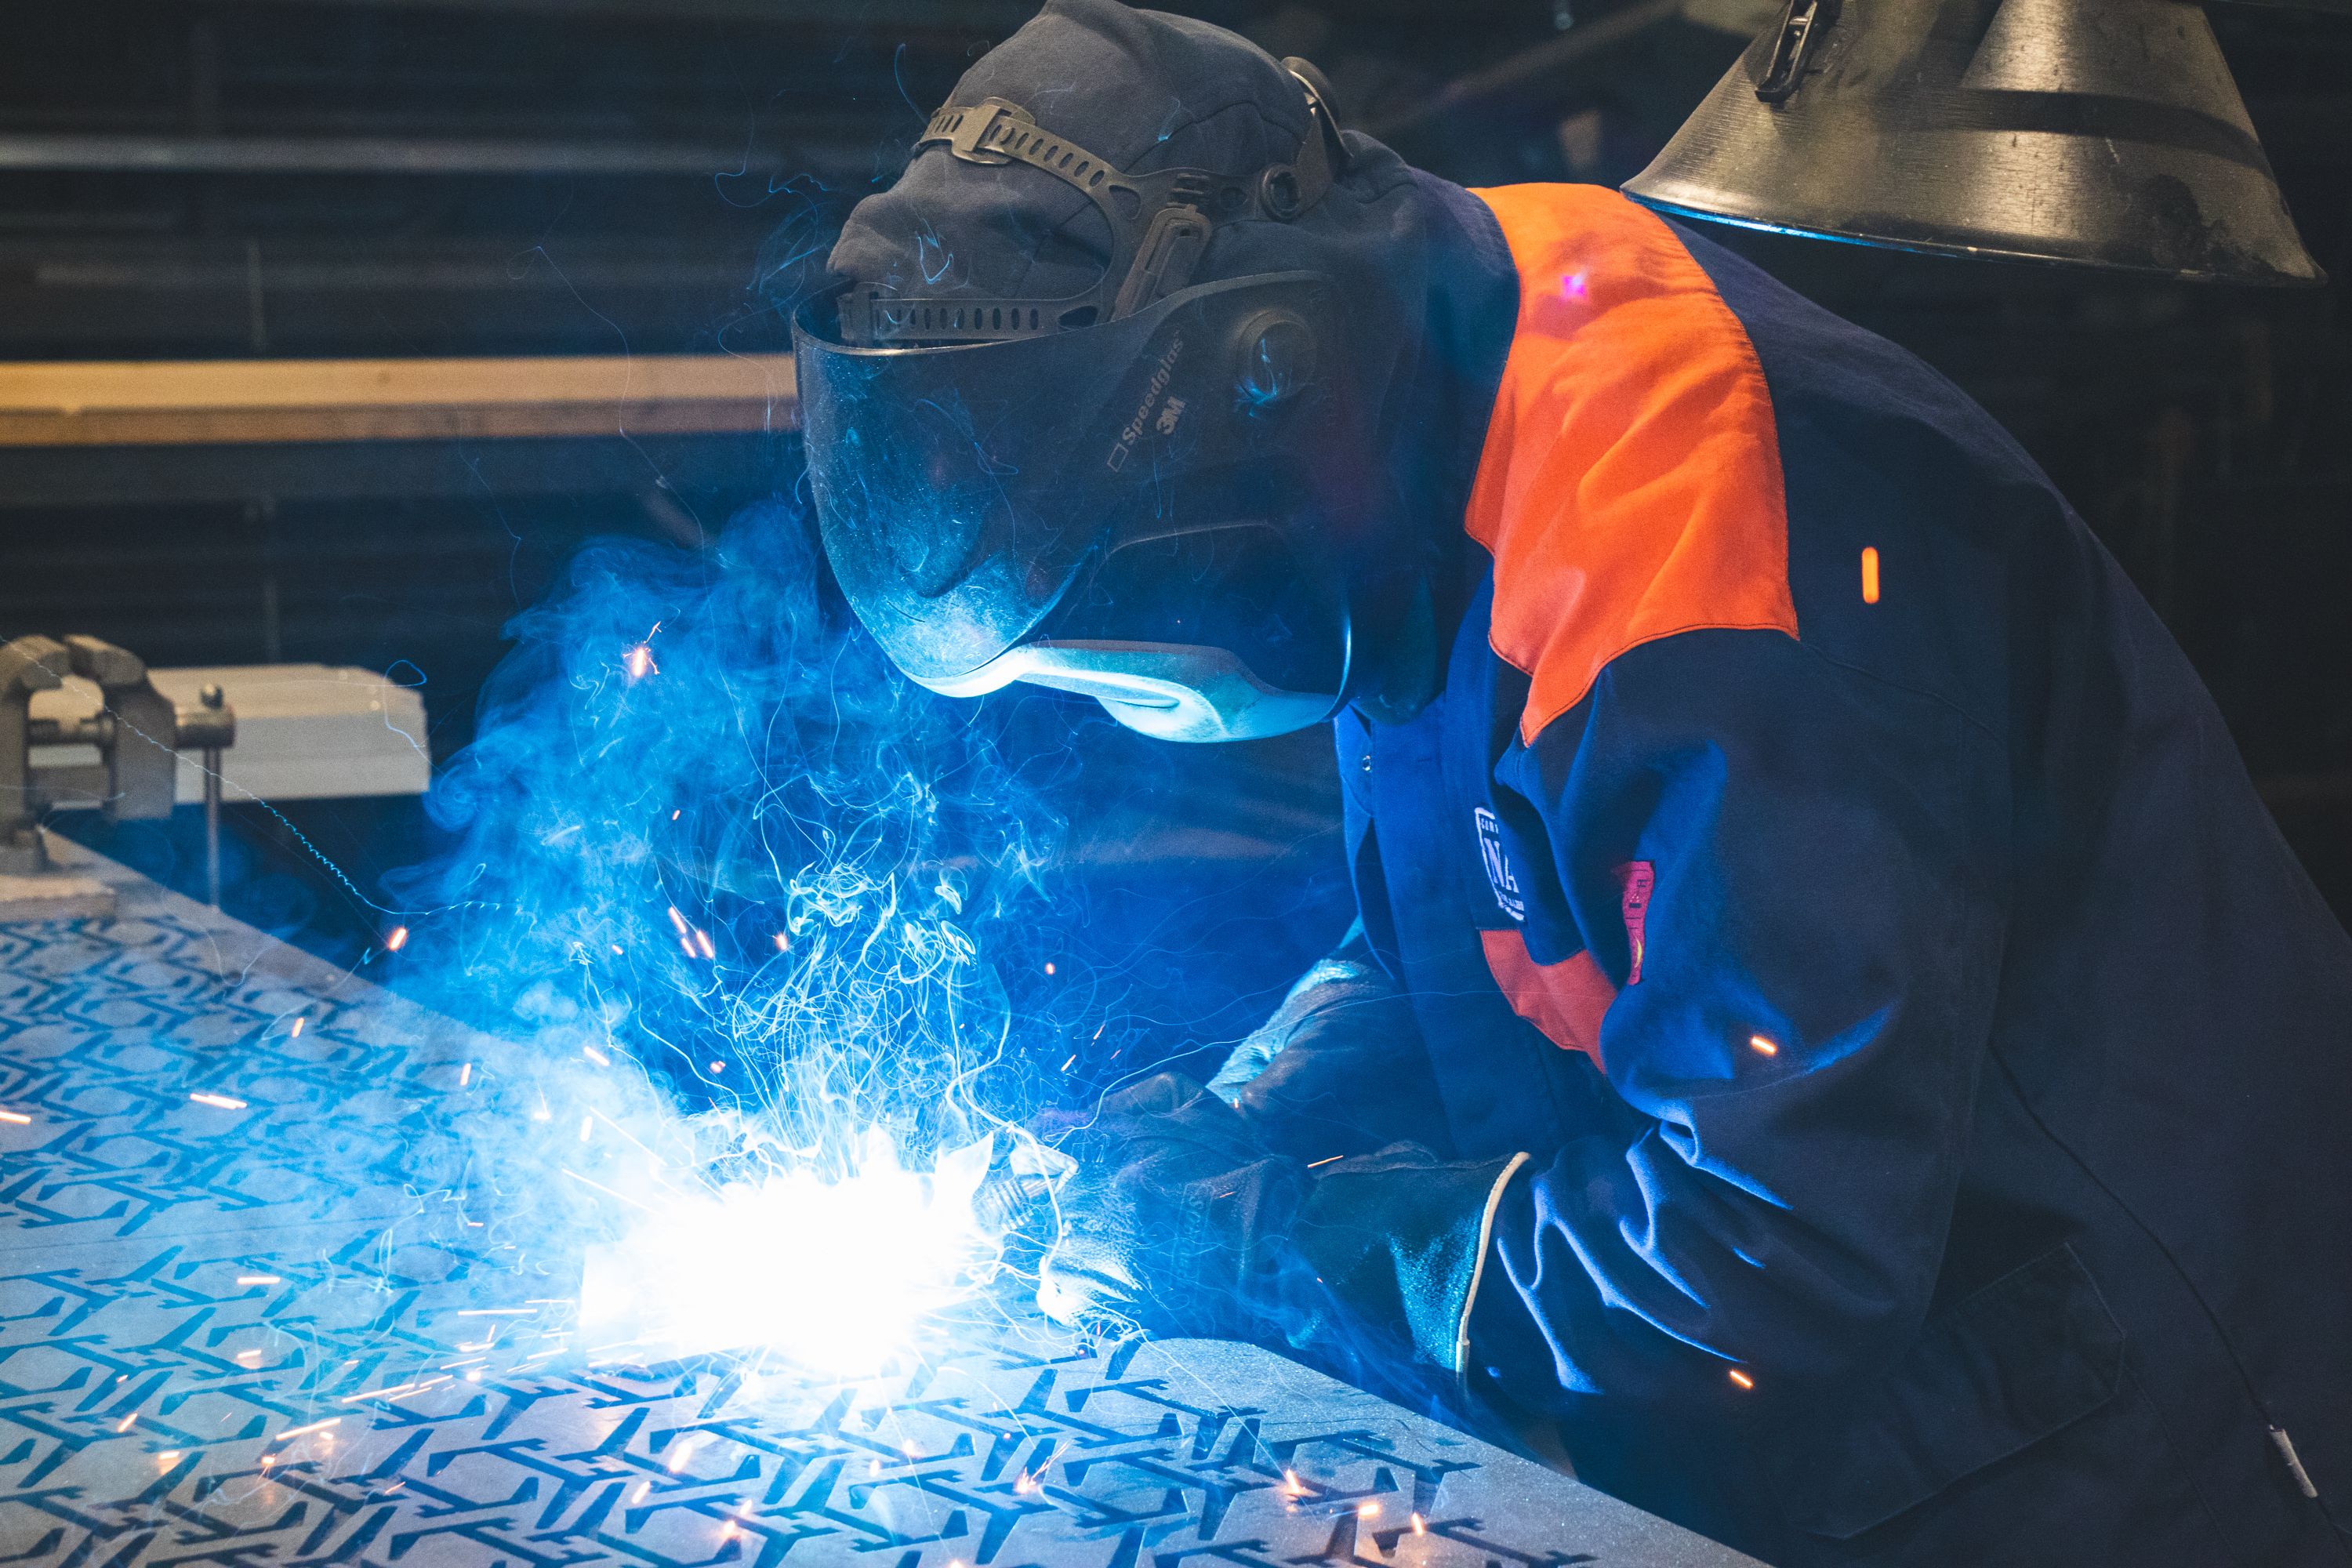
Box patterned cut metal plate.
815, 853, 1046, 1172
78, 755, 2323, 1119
0, 843, 1757, 1566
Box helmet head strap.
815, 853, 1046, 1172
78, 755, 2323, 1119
840, 64, 1346, 347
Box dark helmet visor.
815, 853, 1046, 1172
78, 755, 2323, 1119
793, 272, 1343, 687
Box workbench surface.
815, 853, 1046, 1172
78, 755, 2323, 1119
0, 843, 1758, 1567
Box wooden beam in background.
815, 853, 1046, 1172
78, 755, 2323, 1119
0, 355, 797, 446
0, 133, 780, 178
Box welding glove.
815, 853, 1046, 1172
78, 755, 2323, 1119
1277, 1143, 1529, 1390
1039, 1071, 1528, 1389
1206, 921, 1450, 1163
1036, 1073, 1307, 1340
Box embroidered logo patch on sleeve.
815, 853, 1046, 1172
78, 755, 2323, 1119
1475, 806, 1526, 923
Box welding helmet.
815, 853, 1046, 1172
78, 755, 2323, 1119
794, 66, 1388, 742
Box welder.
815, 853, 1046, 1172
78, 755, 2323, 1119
790, 2, 2352, 1563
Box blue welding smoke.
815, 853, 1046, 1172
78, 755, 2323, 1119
382, 494, 1070, 1174
370, 430, 1354, 1370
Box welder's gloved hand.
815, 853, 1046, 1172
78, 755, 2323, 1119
1207, 921, 1449, 1164
1283, 1144, 1529, 1385
1040, 1070, 1529, 1388
1036, 1073, 1306, 1340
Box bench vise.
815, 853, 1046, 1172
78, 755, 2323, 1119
1, 634, 235, 906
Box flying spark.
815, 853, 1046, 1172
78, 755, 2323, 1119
338, 1377, 447, 1405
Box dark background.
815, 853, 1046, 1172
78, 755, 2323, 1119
7, 0, 2351, 1053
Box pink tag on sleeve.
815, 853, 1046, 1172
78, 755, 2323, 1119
1613, 861, 1655, 984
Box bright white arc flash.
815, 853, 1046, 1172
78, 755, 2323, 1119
579, 1131, 997, 1376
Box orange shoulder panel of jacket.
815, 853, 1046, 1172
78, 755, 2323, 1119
1480, 928, 1616, 1067
1465, 183, 1798, 745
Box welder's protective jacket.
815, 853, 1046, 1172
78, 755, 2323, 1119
1313, 182, 2352, 1566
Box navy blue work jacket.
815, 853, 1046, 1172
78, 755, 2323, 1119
1334, 180, 2352, 1566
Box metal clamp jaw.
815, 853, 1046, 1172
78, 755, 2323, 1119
0, 634, 236, 877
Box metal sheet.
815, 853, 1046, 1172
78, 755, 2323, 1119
0, 848, 1759, 1566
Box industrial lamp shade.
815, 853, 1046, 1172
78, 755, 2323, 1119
1624, 0, 2325, 285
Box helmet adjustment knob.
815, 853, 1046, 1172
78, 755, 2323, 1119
1257, 165, 1305, 222
1236, 310, 1315, 407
